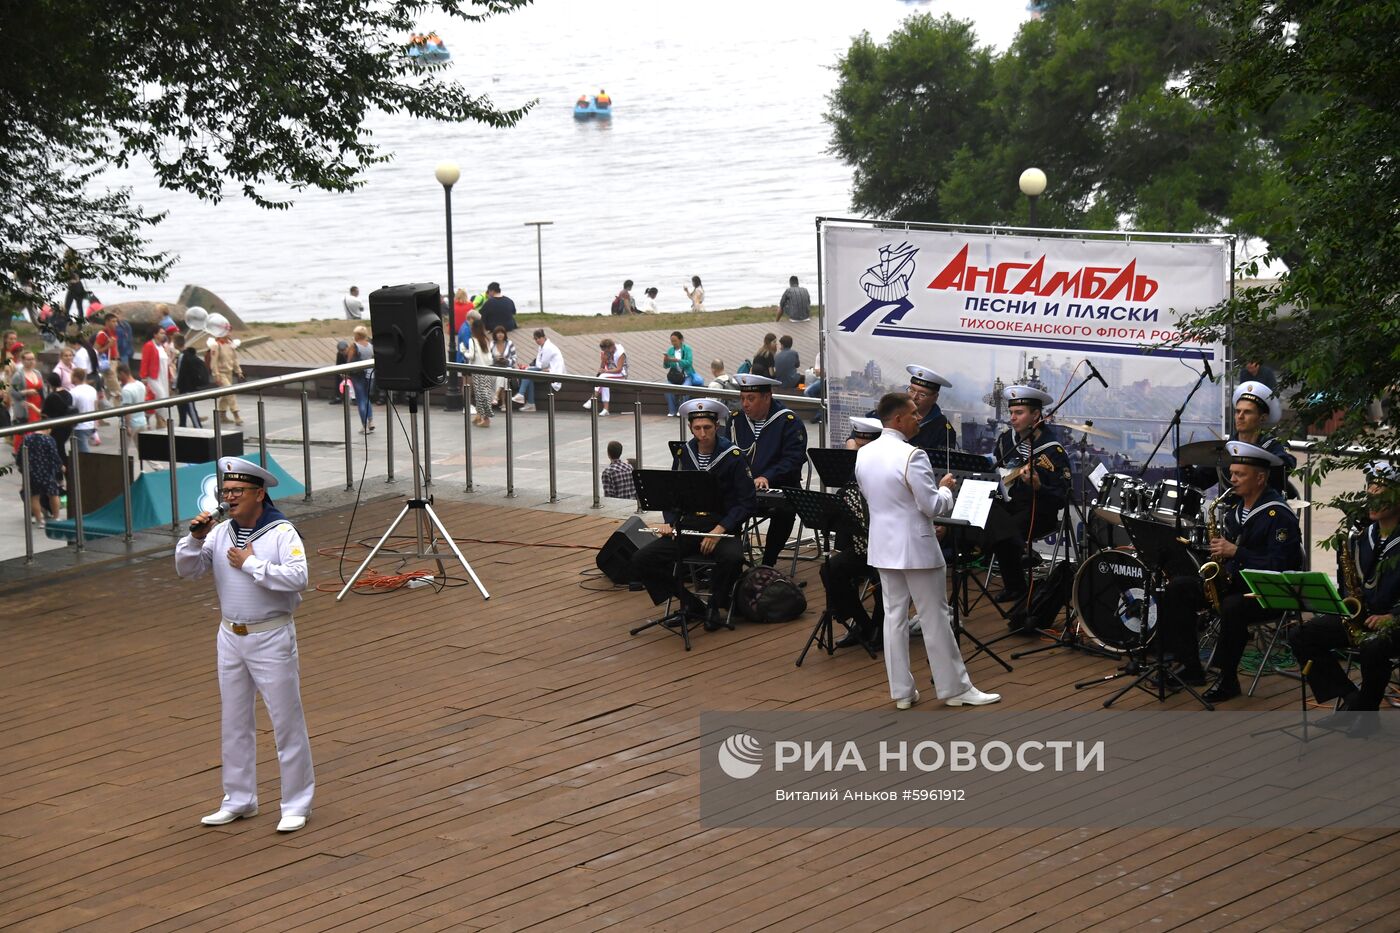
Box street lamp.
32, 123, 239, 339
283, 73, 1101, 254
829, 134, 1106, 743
436, 161, 464, 411
1019, 167, 1047, 227
523, 221, 552, 313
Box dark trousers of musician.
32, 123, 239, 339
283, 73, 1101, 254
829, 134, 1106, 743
758, 498, 796, 569
820, 548, 882, 639
1289, 617, 1398, 711
980, 499, 1060, 596
1160, 576, 1274, 681
631, 530, 744, 615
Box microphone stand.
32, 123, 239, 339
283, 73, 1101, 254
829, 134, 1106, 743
1138, 365, 1211, 487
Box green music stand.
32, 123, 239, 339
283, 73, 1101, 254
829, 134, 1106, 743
1238, 570, 1349, 697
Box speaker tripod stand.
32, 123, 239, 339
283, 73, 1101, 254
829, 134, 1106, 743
336, 393, 490, 601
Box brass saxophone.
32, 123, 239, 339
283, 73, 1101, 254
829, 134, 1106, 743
1198, 490, 1232, 613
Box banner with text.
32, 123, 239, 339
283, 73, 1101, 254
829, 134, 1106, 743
822, 225, 1228, 480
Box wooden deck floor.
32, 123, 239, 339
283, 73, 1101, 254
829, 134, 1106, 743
1, 498, 1396, 932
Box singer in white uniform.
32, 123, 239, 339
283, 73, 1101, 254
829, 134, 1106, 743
855, 393, 1001, 710
176, 456, 315, 832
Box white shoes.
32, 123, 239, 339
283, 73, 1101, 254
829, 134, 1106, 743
896, 690, 919, 711
521, 404, 536, 412
598, 409, 609, 416
946, 687, 1001, 707
511, 393, 525, 404
276, 815, 308, 833
201, 807, 257, 826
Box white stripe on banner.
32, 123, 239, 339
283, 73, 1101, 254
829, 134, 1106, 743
822, 225, 1228, 478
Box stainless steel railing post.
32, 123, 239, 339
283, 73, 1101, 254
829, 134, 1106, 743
301, 388, 312, 500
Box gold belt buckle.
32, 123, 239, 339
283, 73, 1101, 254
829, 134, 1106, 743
231, 623, 248, 636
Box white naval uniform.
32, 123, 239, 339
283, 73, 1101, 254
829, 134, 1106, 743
175, 513, 315, 818
855, 427, 974, 702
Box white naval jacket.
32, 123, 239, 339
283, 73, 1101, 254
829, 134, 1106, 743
854, 427, 954, 571
175, 514, 309, 623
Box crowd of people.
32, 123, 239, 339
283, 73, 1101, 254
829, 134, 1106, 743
4, 305, 229, 526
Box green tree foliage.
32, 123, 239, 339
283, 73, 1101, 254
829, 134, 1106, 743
1180, 0, 1400, 479
0, 0, 532, 309
826, 1, 1292, 237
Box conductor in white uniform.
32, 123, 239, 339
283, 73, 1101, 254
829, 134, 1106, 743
176, 456, 315, 832
855, 393, 1001, 710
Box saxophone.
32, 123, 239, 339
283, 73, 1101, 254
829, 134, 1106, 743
1338, 520, 1368, 642
1198, 490, 1232, 613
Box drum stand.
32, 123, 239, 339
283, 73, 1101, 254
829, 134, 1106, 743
1075, 516, 1214, 709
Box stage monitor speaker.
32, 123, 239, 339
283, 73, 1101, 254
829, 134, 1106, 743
368, 283, 447, 391
596, 515, 653, 585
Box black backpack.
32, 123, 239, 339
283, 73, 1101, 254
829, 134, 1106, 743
735, 566, 807, 623
1014, 560, 1075, 632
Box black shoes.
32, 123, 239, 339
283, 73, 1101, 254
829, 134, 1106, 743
1202, 677, 1241, 703
992, 587, 1027, 604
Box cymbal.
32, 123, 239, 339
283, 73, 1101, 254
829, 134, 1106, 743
1175, 439, 1229, 467
1055, 420, 1115, 440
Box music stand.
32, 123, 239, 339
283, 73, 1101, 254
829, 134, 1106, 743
1090, 513, 1213, 709
786, 487, 878, 665
1239, 569, 1349, 697
807, 447, 857, 488
932, 515, 1014, 673
630, 468, 728, 650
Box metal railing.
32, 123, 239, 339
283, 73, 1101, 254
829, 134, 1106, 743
1, 358, 823, 564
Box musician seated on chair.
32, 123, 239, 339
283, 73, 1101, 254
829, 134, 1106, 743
983, 384, 1071, 609
728, 372, 807, 568
846, 364, 957, 452
1158, 441, 1302, 701
826, 417, 885, 651
632, 398, 756, 632
1186, 381, 1296, 494
1288, 463, 1400, 735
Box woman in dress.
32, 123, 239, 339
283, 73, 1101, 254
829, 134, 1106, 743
23, 426, 63, 527
683, 276, 705, 312
11, 348, 44, 454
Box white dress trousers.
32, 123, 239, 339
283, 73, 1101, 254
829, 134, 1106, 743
217, 622, 315, 817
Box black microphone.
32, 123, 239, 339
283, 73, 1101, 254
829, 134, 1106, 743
1086, 359, 1108, 389
191, 501, 228, 533
1201, 352, 1217, 382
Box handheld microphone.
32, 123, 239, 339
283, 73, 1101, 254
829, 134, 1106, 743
191, 501, 228, 533
1086, 359, 1109, 389
1201, 352, 1217, 382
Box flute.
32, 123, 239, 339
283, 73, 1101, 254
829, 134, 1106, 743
642, 527, 738, 539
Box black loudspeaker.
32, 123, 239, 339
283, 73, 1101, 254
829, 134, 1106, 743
596, 515, 654, 585
368, 283, 447, 391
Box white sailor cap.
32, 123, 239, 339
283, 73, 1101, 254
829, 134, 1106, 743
678, 398, 726, 422
733, 373, 781, 391
1365, 460, 1397, 484
1226, 440, 1282, 469
905, 364, 951, 390
219, 456, 279, 488
1232, 381, 1282, 424
1003, 384, 1054, 408
849, 417, 883, 440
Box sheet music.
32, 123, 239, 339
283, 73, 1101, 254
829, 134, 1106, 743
1089, 462, 1109, 490
951, 479, 998, 529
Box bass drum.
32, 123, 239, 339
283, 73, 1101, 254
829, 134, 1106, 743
1073, 548, 1197, 654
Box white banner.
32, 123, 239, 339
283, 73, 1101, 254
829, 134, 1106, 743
822, 225, 1228, 479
